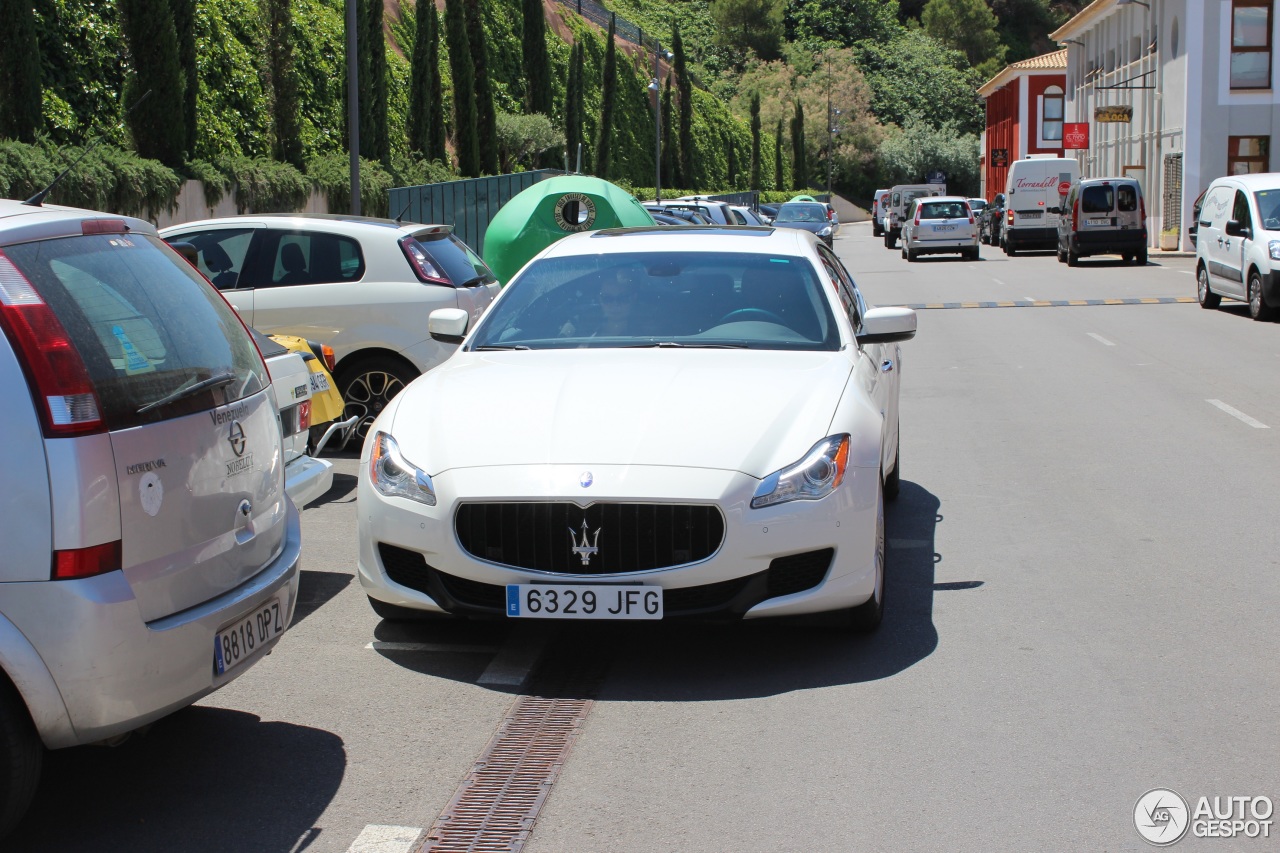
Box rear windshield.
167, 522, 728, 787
1081, 186, 1114, 214
467, 251, 840, 351
413, 232, 497, 286
4, 233, 267, 429
920, 201, 967, 219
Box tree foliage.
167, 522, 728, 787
876, 117, 980, 196
120, 0, 187, 166
789, 99, 805, 189
595, 14, 618, 178
267, 0, 303, 167
852, 28, 984, 136
408, 0, 438, 158
749, 92, 761, 190
170, 0, 197, 156
774, 117, 783, 190
661, 73, 674, 188
0, 0, 43, 142
521, 0, 552, 115
466, 0, 499, 173
711, 0, 784, 62
495, 111, 562, 171
784, 0, 899, 49
445, 0, 479, 176
922, 0, 1005, 70
564, 41, 584, 171
357, 0, 389, 163
673, 23, 693, 189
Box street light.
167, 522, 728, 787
650, 44, 673, 203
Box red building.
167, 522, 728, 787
977, 50, 1068, 201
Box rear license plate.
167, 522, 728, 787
932, 225, 956, 232
214, 592, 286, 675
506, 584, 663, 619
308, 372, 330, 393
1085, 217, 1111, 226
1018, 211, 1042, 219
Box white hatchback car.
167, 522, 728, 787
901, 196, 980, 261
1194, 172, 1280, 321
160, 215, 501, 439
0, 200, 301, 835
356, 226, 916, 630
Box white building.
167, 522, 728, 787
1052, 0, 1280, 251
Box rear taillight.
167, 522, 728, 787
298, 400, 311, 432
399, 237, 450, 285
53, 540, 121, 580
966, 205, 975, 225
1007, 209, 1014, 225
0, 252, 105, 437
914, 207, 922, 226
1073, 198, 1080, 231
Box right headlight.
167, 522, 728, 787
751, 435, 850, 509
369, 431, 436, 506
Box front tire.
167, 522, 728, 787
1197, 265, 1221, 309
1136, 248, 1148, 265
884, 231, 895, 249
1249, 270, 1277, 320
843, 478, 885, 633
0, 680, 42, 839
1067, 248, 1079, 267
884, 433, 901, 501
338, 357, 418, 443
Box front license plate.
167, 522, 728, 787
506, 584, 663, 619
214, 592, 286, 675
308, 372, 331, 393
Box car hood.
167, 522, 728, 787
389, 349, 852, 479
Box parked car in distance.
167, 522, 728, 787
758, 204, 778, 224
882, 184, 945, 249
0, 199, 302, 837
1194, 172, 1280, 320
1003, 155, 1079, 254
651, 212, 692, 226
1055, 177, 1148, 266
643, 204, 713, 225
979, 193, 1006, 245
160, 215, 501, 441
669, 197, 734, 225
357, 225, 915, 631
967, 198, 988, 218
1188, 188, 1206, 247
871, 190, 890, 237
727, 205, 767, 226
900, 196, 980, 261
771, 202, 835, 246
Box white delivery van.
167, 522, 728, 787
1002, 156, 1079, 254
882, 183, 945, 248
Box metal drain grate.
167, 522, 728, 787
419, 641, 611, 852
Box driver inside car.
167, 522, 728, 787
559, 266, 645, 337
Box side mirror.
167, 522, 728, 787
857, 306, 917, 345
429, 307, 470, 344
168, 241, 199, 266
1226, 219, 1251, 240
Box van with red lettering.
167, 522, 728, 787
1002, 156, 1079, 254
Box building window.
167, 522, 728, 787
1228, 136, 1270, 173
1231, 0, 1273, 89
1042, 87, 1064, 141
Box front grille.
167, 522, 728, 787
766, 548, 833, 597
455, 502, 725, 575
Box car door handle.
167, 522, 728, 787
1218, 237, 1224, 246
881, 359, 894, 373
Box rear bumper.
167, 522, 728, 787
1069, 231, 1147, 255
1005, 226, 1056, 247
285, 453, 334, 508
0, 501, 302, 749
912, 237, 978, 254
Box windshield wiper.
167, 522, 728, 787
473, 344, 531, 351
458, 274, 495, 287
622, 341, 749, 349
137, 372, 237, 415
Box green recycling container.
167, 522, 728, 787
482, 175, 656, 285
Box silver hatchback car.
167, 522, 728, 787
0, 200, 301, 835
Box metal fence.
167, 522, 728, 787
554, 0, 702, 89
389, 170, 564, 256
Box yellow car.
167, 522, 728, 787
268, 334, 357, 453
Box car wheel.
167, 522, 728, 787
1136, 249, 1148, 266
1122, 253, 1133, 264
884, 432, 900, 501
0, 679, 42, 839
1067, 249, 1079, 267
907, 248, 917, 262
1056, 244, 1066, 263
1197, 265, 1221, 309
338, 357, 418, 442
1249, 270, 1277, 321
884, 231, 895, 249
368, 595, 446, 621
843, 478, 885, 633
901, 242, 907, 260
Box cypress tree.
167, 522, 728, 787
521, 0, 552, 116
596, 13, 617, 179
466, 0, 499, 174
359, 0, 389, 163
672, 24, 693, 191
427, 4, 447, 163
563, 42, 581, 170
790, 100, 806, 189
749, 93, 761, 191
170, 0, 197, 158
0, 0, 43, 143
774, 118, 784, 190
120, 0, 186, 167
661, 73, 675, 189
408, 0, 436, 157
726, 133, 737, 188
445, 0, 479, 176
268, 0, 303, 167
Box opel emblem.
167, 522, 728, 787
568, 520, 600, 566
580, 471, 593, 488
227, 421, 247, 457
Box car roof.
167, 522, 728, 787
915, 196, 970, 204
1077, 176, 1140, 185
159, 213, 451, 237
537, 225, 812, 259
0, 199, 157, 245
1214, 173, 1280, 190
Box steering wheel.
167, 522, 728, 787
716, 307, 787, 325
1265, 217, 1280, 230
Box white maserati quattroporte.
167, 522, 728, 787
356, 226, 916, 630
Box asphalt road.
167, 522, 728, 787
9, 225, 1278, 852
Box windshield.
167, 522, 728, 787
467, 251, 840, 351
1254, 189, 1280, 229
774, 204, 828, 223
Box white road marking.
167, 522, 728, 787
1025, 296, 1037, 302
478, 625, 549, 686
366, 642, 497, 654
345, 825, 425, 853
888, 538, 931, 549
1087, 332, 1116, 346
992, 278, 1006, 286
1206, 399, 1270, 429
1178, 270, 1194, 275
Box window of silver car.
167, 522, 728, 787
262, 231, 365, 286
1081, 186, 1115, 214
4, 234, 267, 428
1116, 185, 1139, 212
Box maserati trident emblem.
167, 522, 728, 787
580, 471, 593, 488
569, 519, 600, 566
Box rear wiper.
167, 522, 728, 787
473, 344, 531, 351
623, 341, 748, 349
137, 372, 237, 415
458, 274, 495, 287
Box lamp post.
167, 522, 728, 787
649, 41, 672, 203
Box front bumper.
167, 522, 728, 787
357, 463, 881, 622
2, 502, 301, 749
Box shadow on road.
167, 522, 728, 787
290, 569, 353, 627
8, 708, 345, 853
373, 481, 951, 701
305, 472, 357, 508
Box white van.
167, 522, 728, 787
871, 189, 890, 237
882, 184, 945, 248
1002, 156, 1079, 254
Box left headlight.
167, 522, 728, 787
818, 226, 833, 237
751, 435, 850, 509
370, 431, 437, 506
1269, 240, 1280, 261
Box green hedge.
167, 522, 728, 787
0, 139, 181, 215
